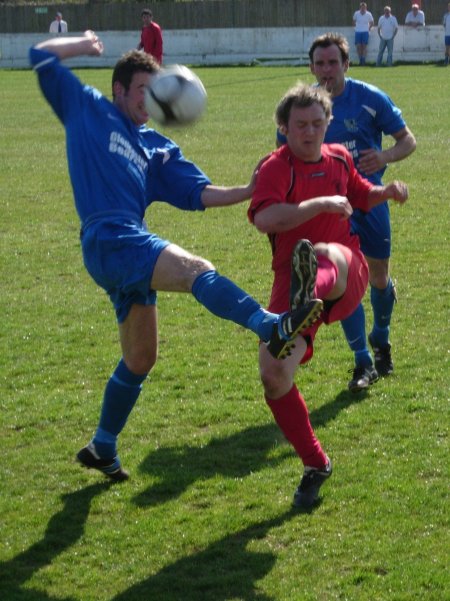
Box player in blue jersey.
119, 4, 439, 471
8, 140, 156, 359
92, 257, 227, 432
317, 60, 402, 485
30, 31, 322, 481
277, 33, 416, 391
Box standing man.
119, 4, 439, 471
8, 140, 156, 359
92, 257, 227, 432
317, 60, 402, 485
353, 2, 374, 65
29, 31, 321, 481
306, 33, 416, 391
49, 11, 68, 34
443, 3, 450, 66
405, 4, 425, 28
376, 6, 398, 67
137, 8, 163, 65
250, 83, 408, 508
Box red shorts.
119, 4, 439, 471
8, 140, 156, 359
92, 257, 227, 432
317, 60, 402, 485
267, 244, 369, 363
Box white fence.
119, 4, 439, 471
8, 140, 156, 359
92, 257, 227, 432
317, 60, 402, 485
0, 26, 445, 69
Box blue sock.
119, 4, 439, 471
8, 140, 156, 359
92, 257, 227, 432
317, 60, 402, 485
191, 270, 277, 341
93, 359, 147, 459
341, 303, 372, 367
370, 279, 395, 346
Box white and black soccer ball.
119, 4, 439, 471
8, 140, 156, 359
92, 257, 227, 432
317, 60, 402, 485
144, 64, 207, 126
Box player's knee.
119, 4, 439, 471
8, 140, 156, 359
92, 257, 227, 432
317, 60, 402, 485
188, 256, 215, 284
367, 259, 389, 288
259, 362, 292, 399
124, 347, 157, 375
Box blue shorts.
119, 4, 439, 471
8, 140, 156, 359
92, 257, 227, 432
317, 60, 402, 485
445, 36, 450, 46
350, 202, 391, 260
355, 32, 369, 46
80, 216, 170, 323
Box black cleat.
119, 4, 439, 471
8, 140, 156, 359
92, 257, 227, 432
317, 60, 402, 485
293, 457, 333, 509
348, 364, 379, 393
76, 442, 129, 482
266, 299, 323, 360
369, 334, 394, 376
290, 239, 318, 311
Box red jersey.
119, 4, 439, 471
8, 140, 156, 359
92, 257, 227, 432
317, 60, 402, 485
249, 143, 373, 274
140, 22, 163, 64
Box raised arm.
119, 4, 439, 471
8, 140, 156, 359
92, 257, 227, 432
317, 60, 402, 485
35, 30, 103, 60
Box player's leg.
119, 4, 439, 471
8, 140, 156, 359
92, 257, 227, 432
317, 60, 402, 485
290, 239, 346, 310
151, 243, 322, 359
259, 341, 331, 509
341, 206, 391, 390
77, 304, 157, 480
366, 256, 395, 376
359, 203, 395, 376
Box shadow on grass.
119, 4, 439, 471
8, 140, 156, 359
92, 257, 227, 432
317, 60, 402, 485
0, 482, 110, 601
134, 423, 291, 507
309, 387, 369, 429
135, 388, 367, 508
111, 509, 297, 601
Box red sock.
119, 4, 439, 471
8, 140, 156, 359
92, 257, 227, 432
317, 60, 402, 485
265, 385, 327, 468
315, 255, 338, 299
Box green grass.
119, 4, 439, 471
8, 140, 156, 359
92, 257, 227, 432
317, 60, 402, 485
0, 63, 449, 601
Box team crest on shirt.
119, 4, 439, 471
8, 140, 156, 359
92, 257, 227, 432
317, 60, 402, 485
344, 118, 359, 133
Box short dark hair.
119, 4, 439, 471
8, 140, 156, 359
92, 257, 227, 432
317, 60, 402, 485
141, 9, 153, 17
309, 33, 350, 64
112, 50, 159, 96
275, 82, 332, 128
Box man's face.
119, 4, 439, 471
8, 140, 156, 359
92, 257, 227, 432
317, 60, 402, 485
114, 72, 153, 126
310, 44, 348, 97
142, 14, 152, 26
281, 103, 329, 162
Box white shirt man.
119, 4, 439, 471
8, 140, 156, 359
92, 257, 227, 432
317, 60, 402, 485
49, 12, 68, 34
378, 6, 398, 40
353, 3, 374, 33
353, 3, 374, 65
405, 4, 425, 28
377, 6, 398, 66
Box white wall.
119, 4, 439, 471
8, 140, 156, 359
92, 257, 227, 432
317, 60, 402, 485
0, 26, 445, 69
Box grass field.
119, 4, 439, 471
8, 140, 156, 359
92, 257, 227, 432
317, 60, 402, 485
0, 62, 449, 600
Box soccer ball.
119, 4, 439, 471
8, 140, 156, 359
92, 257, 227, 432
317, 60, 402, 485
144, 65, 207, 126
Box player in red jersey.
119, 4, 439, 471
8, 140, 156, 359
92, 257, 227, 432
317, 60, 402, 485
137, 9, 163, 64
248, 82, 408, 509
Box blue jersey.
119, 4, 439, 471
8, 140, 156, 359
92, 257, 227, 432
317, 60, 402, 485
324, 78, 405, 185
29, 47, 210, 226
276, 78, 406, 185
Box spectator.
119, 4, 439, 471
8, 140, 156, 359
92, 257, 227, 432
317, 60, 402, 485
444, 2, 450, 66
49, 12, 68, 34
405, 4, 425, 28
376, 6, 398, 67
353, 2, 374, 65
137, 8, 163, 65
